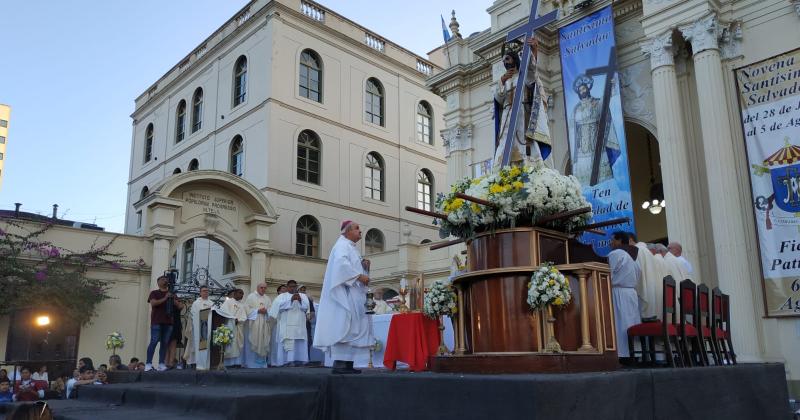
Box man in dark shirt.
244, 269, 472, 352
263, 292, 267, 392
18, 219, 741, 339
146, 275, 176, 371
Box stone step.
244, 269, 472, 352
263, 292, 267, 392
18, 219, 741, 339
57, 370, 325, 420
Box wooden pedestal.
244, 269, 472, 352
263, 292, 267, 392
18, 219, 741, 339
432, 228, 618, 374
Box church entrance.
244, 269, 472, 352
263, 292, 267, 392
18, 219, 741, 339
624, 121, 667, 243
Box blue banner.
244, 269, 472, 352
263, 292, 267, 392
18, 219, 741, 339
559, 6, 635, 256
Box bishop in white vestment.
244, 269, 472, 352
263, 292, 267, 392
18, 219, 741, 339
187, 286, 214, 369
632, 240, 666, 319
269, 280, 309, 366
609, 233, 642, 358
244, 283, 272, 368
314, 220, 373, 374
217, 289, 248, 367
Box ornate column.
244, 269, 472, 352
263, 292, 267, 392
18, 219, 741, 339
151, 237, 171, 290
640, 30, 701, 274
679, 14, 761, 361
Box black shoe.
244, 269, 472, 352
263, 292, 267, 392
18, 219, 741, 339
331, 360, 361, 374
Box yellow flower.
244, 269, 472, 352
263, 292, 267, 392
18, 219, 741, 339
471, 178, 481, 185
555, 297, 563, 305
549, 279, 555, 286
452, 198, 464, 209
471, 203, 482, 213
509, 166, 521, 178
489, 184, 504, 194
512, 181, 524, 190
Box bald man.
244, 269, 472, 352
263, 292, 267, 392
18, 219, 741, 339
667, 242, 693, 275
244, 283, 273, 368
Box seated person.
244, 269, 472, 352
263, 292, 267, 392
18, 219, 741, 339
13, 367, 46, 401
66, 366, 95, 399
108, 354, 128, 371
0, 369, 8, 382
5, 401, 54, 420
31, 365, 48, 382
0, 379, 13, 403
127, 357, 139, 370
94, 371, 108, 385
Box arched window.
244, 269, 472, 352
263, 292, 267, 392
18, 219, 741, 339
295, 215, 320, 257
173, 168, 181, 174
364, 152, 384, 201
416, 101, 433, 144
297, 130, 321, 184
233, 56, 248, 106
421, 239, 432, 244
140, 186, 149, 200
191, 88, 203, 133
365, 229, 384, 254
299, 49, 322, 102
229, 136, 244, 176
182, 239, 194, 283
175, 100, 187, 143
365, 78, 384, 126
417, 169, 433, 211
188, 158, 199, 171
144, 123, 154, 163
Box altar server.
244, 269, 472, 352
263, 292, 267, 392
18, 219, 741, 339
609, 232, 642, 360
269, 280, 309, 366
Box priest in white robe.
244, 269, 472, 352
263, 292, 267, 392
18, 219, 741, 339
668, 242, 694, 275
609, 232, 642, 360
244, 283, 272, 368
313, 220, 373, 374
629, 235, 664, 319
648, 244, 679, 319
372, 289, 393, 315
269, 280, 309, 366
217, 289, 248, 367
187, 286, 215, 369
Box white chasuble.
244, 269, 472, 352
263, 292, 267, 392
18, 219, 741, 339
313, 236, 373, 361
217, 297, 247, 359
245, 292, 272, 358
187, 297, 214, 367
634, 242, 668, 319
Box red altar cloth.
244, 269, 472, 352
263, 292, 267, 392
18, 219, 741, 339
383, 312, 440, 372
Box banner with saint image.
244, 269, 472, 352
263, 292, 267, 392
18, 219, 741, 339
735, 47, 800, 317
558, 6, 635, 256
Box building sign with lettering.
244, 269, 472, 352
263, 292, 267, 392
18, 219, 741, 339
181, 191, 240, 227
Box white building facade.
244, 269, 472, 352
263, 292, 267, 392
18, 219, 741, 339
430, 0, 800, 392
125, 0, 451, 296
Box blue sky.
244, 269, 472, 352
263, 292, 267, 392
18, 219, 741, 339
0, 1, 489, 232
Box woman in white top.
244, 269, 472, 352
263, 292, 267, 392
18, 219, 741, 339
31, 365, 48, 382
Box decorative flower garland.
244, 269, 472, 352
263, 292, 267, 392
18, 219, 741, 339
106, 331, 124, 354
423, 280, 457, 319
527, 263, 572, 311
434, 164, 591, 240
212, 325, 233, 346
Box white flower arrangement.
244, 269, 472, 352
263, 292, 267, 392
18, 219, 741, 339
527, 263, 572, 311
106, 331, 124, 353
423, 280, 457, 319
212, 325, 233, 346
434, 163, 591, 240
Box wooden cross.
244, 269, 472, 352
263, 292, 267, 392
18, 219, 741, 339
500, 2, 558, 167
584, 46, 618, 186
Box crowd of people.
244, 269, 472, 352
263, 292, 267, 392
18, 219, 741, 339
607, 231, 694, 364
140, 220, 380, 374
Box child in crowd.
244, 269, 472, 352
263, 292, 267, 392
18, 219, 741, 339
0, 379, 13, 403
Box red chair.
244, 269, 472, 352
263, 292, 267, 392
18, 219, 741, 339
627, 276, 682, 367
678, 279, 704, 367
696, 284, 721, 365
711, 287, 735, 365
722, 292, 737, 364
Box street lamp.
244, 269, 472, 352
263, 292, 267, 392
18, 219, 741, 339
35, 315, 50, 327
